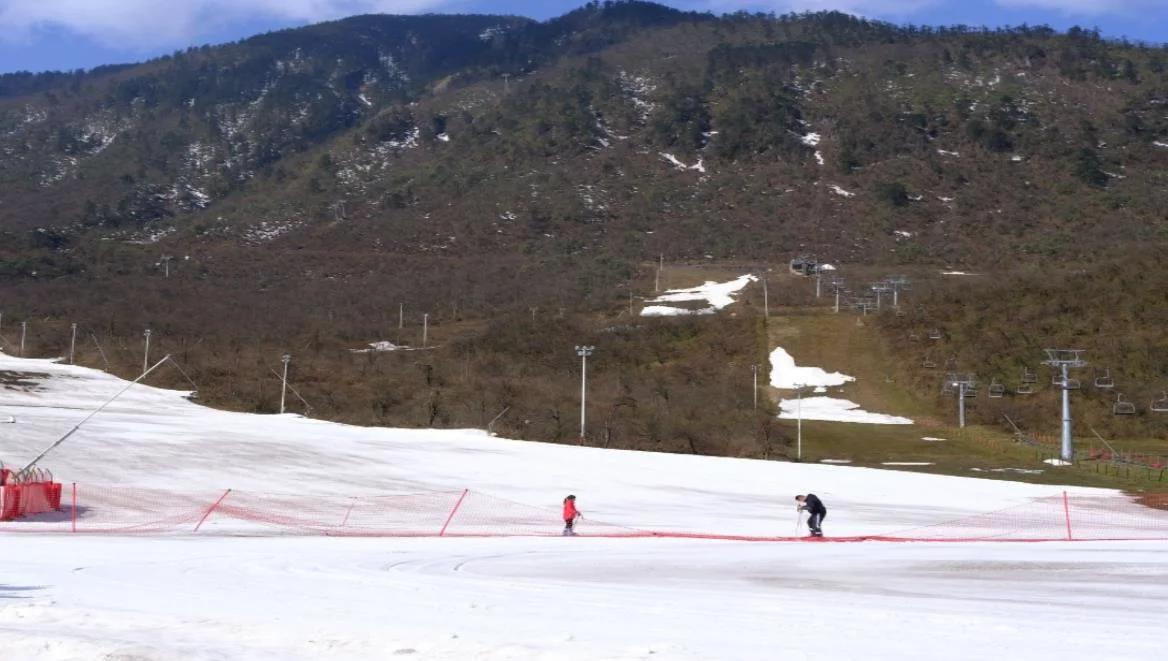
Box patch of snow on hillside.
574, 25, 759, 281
184, 142, 217, 176
938, 196, 955, 203
1153, 141, 1168, 148
937, 149, 959, 156
378, 51, 409, 85
479, 25, 505, 41
358, 93, 372, 107
241, 220, 304, 244
122, 226, 176, 245
660, 153, 705, 172
801, 132, 821, 146
941, 271, 979, 276
818, 263, 836, 271
641, 274, 757, 317
769, 347, 854, 389
1010, 155, 1024, 162
351, 341, 420, 353
436, 133, 450, 142
778, 396, 913, 425
38, 156, 78, 187
895, 230, 913, 238
619, 70, 656, 121
830, 185, 855, 198
814, 151, 824, 165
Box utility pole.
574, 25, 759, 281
161, 255, 174, 278
280, 354, 291, 414
795, 384, 805, 461
399, 303, 404, 330
530, 307, 538, 322
142, 329, 152, 376
69, 323, 77, 364
502, 73, 510, 94
422, 313, 429, 347
655, 254, 663, 292
1044, 349, 1087, 462
751, 364, 760, 409
575, 345, 595, 442
20, 321, 27, 357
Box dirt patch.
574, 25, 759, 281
1132, 493, 1168, 511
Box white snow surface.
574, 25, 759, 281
778, 396, 914, 425
1, 351, 1165, 661
641, 274, 756, 317
768, 347, 854, 389
1153, 141, 1168, 148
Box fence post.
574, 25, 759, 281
71, 483, 77, 533
1062, 491, 1073, 541
439, 489, 469, 537
194, 489, 232, 533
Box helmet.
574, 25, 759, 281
566, 494, 576, 500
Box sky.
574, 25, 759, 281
0, 0, 1164, 75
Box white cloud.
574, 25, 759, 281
994, 0, 1166, 16
687, 0, 1164, 18
0, 0, 451, 50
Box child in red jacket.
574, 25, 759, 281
562, 495, 581, 536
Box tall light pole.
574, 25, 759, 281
20, 321, 27, 357
751, 363, 760, 409
422, 313, 429, 347
795, 383, 805, 461
69, 323, 77, 364
142, 329, 152, 375
280, 354, 291, 414
576, 345, 595, 442
161, 255, 173, 278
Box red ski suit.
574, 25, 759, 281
563, 499, 579, 522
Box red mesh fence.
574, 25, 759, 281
1, 485, 1167, 541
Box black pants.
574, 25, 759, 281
807, 511, 825, 536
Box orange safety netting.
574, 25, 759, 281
2, 486, 1168, 542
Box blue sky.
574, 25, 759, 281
0, 1, 1164, 75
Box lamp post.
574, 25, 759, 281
795, 384, 805, 461
20, 321, 27, 357
69, 323, 77, 364
280, 354, 291, 415
575, 345, 595, 442
422, 313, 429, 347
142, 329, 152, 375
751, 363, 760, 409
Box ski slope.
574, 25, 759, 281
2, 351, 1167, 660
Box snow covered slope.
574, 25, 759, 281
2, 351, 1167, 661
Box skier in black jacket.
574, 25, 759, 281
795, 494, 827, 537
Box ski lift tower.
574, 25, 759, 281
1044, 349, 1087, 462
886, 276, 910, 308
945, 372, 976, 428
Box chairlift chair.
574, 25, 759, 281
1113, 393, 1136, 416
927, 329, 942, 340
1151, 392, 1168, 413
988, 378, 1006, 398
1021, 369, 1037, 384
1094, 369, 1115, 389
921, 355, 936, 369
1064, 378, 1081, 390
963, 384, 977, 398
1016, 382, 1034, 395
